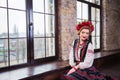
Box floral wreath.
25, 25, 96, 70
76, 21, 94, 33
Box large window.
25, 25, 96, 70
33, 0, 55, 59
91, 7, 100, 50
0, 0, 56, 69
0, 0, 27, 68
77, 0, 101, 50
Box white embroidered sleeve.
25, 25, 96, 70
78, 43, 94, 69
69, 40, 76, 67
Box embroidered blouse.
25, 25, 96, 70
69, 39, 94, 69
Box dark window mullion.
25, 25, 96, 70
26, 0, 34, 63
6, 0, 10, 67
44, 0, 47, 58
88, 4, 92, 42
88, 4, 91, 21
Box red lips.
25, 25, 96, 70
83, 36, 86, 38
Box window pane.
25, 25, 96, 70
92, 37, 96, 49
77, 1, 81, 19
96, 9, 100, 21
96, 37, 100, 49
91, 7, 95, 21
9, 10, 26, 38
0, 0, 7, 7
10, 39, 27, 65
95, 0, 100, 5
0, 39, 8, 68
33, 13, 45, 37
92, 37, 100, 49
85, 0, 89, 1
85, 0, 100, 5
91, 0, 100, 5
91, 21, 95, 36
90, 0, 96, 3
96, 21, 100, 36
92, 8, 100, 21
46, 38, 55, 57
82, 3, 88, 20
0, 8, 8, 38
33, 0, 44, 12
45, 0, 55, 14
8, 0, 26, 10
34, 38, 45, 59
77, 19, 82, 24
45, 15, 55, 37
91, 7, 100, 50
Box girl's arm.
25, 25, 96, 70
69, 40, 76, 67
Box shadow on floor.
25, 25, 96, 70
99, 61, 120, 80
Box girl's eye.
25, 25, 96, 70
86, 32, 89, 35
82, 32, 85, 34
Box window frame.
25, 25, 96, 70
77, 0, 101, 52
0, 0, 57, 71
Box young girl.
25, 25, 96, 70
61, 21, 117, 80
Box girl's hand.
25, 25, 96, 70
67, 68, 76, 75
67, 65, 80, 75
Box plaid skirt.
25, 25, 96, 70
61, 66, 117, 80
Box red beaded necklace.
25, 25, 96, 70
76, 41, 86, 61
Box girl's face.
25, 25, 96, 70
79, 28, 90, 41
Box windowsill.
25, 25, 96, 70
0, 52, 118, 80
0, 60, 70, 80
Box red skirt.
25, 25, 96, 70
61, 66, 117, 80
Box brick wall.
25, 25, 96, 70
57, 0, 77, 60
102, 0, 120, 56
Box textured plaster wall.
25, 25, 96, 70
102, 0, 120, 55
57, 0, 77, 60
